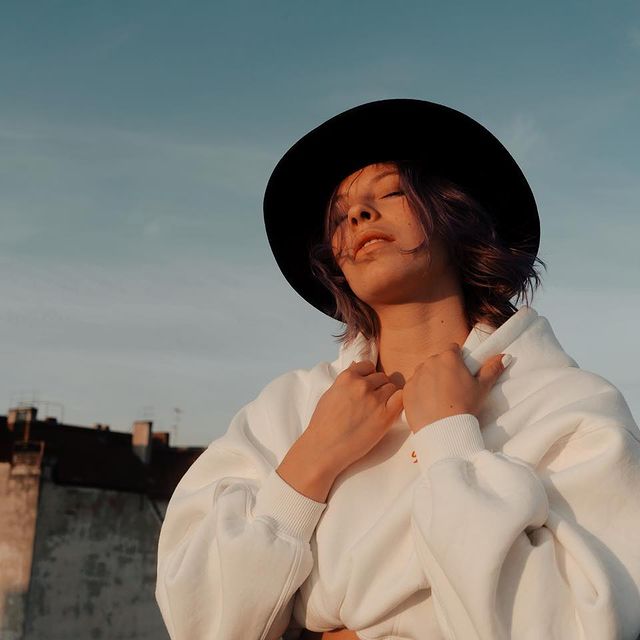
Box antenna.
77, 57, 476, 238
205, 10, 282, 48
172, 408, 182, 445
10, 392, 65, 424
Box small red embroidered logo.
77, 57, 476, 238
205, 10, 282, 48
410, 450, 418, 463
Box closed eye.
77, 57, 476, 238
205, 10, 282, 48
330, 191, 403, 229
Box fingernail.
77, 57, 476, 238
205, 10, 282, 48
501, 353, 513, 368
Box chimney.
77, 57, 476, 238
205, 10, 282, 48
152, 431, 170, 447
132, 420, 153, 465
7, 406, 38, 441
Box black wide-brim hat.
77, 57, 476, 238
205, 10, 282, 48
263, 98, 540, 321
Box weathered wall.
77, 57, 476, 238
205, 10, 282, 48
0, 460, 41, 640
23, 470, 170, 640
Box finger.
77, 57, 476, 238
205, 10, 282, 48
378, 384, 403, 414
375, 380, 399, 398
364, 372, 395, 389
348, 359, 377, 374
476, 353, 508, 390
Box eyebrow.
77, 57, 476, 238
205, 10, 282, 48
333, 170, 399, 202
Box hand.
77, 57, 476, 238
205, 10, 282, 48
304, 359, 404, 474
402, 343, 510, 433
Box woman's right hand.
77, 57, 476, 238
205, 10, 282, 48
304, 359, 404, 474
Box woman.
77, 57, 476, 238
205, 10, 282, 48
155, 99, 640, 640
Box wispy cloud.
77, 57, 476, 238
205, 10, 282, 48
91, 23, 140, 57
0, 117, 273, 261
498, 112, 544, 166
0, 116, 273, 192
0, 254, 337, 443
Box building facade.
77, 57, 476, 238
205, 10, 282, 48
0, 406, 203, 640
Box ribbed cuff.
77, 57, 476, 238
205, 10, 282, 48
411, 413, 486, 472
252, 468, 327, 542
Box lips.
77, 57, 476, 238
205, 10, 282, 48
354, 232, 394, 258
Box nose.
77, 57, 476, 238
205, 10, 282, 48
348, 205, 379, 226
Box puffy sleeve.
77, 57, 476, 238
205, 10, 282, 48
409, 385, 640, 640
155, 369, 327, 640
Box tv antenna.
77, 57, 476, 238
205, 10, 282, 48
172, 408, 182, 445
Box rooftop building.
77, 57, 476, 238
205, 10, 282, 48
0, 405, 205, 640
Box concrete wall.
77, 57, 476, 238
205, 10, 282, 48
0, 460, 41, 640
23, 469, 170, 640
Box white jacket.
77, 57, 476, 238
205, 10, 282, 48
155, 305, 640, 640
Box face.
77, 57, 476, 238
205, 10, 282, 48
328, 162, 454, 308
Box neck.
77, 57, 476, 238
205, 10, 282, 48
374, 293, 472, 388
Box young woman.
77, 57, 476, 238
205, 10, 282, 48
155, 99, 640, 640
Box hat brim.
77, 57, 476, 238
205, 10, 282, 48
263, 98, 540, 320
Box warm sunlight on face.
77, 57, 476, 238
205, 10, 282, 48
328, 162, 454, 309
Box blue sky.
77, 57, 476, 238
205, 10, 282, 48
1, 1, 638, 446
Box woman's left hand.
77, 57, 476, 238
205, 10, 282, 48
402, 343, 510, 433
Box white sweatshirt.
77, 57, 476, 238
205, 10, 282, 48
155, 305, 640, 640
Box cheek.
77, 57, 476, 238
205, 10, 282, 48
330, 229, 346, 257
403, 212, 426, 242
